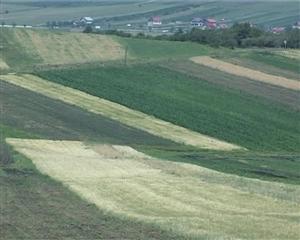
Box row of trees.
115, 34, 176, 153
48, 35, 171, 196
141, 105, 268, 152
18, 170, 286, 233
90, 23, 300, 49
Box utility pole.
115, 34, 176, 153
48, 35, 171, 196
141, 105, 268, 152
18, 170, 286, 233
124, 46, 128, 66
283, 40, 287, 49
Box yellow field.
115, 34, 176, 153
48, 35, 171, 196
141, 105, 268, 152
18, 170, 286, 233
0, 58, 9, 70
191, 56, 300, 90
6, 138, 300, 239
0, 74, 243, 150
14, 29, 123, 65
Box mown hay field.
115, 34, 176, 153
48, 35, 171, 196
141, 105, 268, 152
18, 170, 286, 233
190, 56, 300, 90
14, 29, 123, 65
0, 28, 124, 69
7, 138, 300, 240
0, 74, 242, 151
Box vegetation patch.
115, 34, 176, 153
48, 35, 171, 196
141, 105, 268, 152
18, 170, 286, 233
191, 56, 300, 90
6, 138, 300, 240
162, 60, 300, 110
0, 74, 241, 150
36, 64, 300, 152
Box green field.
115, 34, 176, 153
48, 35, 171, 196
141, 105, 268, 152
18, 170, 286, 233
37, 64, 300, 152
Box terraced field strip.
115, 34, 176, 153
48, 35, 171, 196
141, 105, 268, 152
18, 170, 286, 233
6, 138, 300, 239
191, 56, 300, 91
0, 74, 243, 150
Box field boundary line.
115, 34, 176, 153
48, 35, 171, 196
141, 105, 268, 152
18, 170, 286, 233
0, 74, 244, 151
191, 56, 300, 91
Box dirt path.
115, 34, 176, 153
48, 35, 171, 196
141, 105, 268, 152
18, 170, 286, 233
191, 56, 300, 91
6, 138, 300, 239
0, 74, 243, 151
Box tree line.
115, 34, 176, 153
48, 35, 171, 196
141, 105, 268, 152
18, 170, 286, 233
86, 23, 300, 49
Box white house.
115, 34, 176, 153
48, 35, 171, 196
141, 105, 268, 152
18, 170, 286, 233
80, 17, 94, 25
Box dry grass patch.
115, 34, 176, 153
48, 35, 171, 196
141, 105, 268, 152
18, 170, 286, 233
191, 56, 300, 90
6, 138, 300, 239
0, 74, 243, 151
275, 49, 300, 60
14, 29, 123, 65
0, 58, 9, 70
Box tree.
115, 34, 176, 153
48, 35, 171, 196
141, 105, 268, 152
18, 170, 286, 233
83, 25, 93, 33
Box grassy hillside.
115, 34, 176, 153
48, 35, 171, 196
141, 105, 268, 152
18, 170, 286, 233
37, 64, 300, 152
118, 37, 212, 60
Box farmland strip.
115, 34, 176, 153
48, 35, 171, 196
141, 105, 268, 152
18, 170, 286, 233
191, 56, 300, 91
0, 74, 243, 150
6, 138, 300, 239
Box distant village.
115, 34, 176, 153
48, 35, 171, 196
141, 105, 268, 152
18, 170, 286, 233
73, 16, 300, 34
1, 15, 300, 35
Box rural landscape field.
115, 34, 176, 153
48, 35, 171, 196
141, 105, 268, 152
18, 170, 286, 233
0, 1, 300, 239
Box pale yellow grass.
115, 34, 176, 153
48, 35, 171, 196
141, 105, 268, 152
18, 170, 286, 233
0, 58, 9, 70
275, 49, 300, 60
0, 74, 243, 150
14, 29, 123, 65
6, 138, 300, 239
191, 56, 300, 90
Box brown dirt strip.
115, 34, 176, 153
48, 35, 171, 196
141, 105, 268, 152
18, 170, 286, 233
0, 74, 243, 151
191, 56, 300, 91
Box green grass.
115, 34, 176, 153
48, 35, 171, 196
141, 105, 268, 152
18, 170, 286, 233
162, 60, 300, 110
140, 145, 300, 185
117, 36, 212, 60
0, 28, 41, 70
37, 64, 300, 152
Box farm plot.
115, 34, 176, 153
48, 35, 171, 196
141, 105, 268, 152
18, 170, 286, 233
11, 29, 124, 66
0, 74, 242, 151
6, 138, 300, 240
191, 56, 300, 90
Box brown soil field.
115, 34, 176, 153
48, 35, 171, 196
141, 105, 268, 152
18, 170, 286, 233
191, 56, 300, 91
6, 138, 300, 239
0, 74, 243, 151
